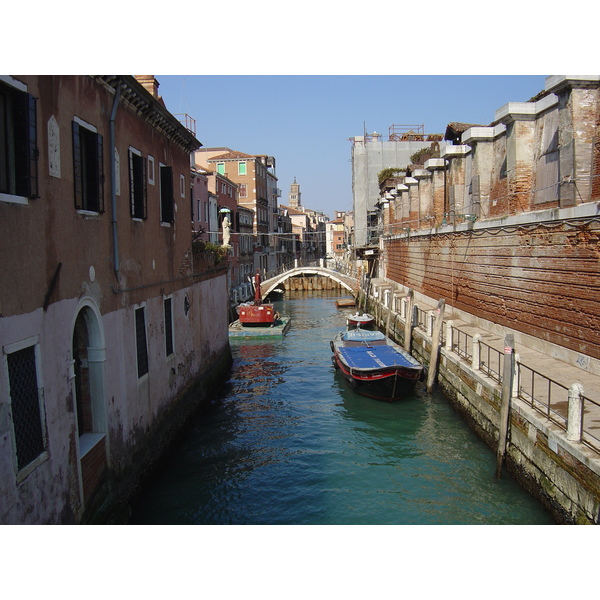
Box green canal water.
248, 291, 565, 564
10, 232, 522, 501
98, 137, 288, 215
129, 291, 554, 525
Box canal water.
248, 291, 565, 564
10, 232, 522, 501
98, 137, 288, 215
129, 291, 554, 525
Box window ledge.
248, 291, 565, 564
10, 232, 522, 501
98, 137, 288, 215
76, 210, 101, 218
79, 433, 106, 458
16, 451, 48, 484
1, 192, 28, 206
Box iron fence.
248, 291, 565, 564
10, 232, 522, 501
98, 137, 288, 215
415, 306, 428, 331
515, 363, 569, 430
581, 393, 600, 454
451, 326, 473, 362
479, 340, 504, 384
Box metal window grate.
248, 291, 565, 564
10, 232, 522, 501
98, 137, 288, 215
7, 346, 45, 470
135, 307, 149, 377
164, 298, 173, 356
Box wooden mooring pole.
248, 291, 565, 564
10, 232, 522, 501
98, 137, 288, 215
496, 333, 515, 479
426, 299, 445, 393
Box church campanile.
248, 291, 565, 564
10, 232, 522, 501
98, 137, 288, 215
289, 177, 301, 209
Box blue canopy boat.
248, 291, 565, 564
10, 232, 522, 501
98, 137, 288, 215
330, 329, 424, 402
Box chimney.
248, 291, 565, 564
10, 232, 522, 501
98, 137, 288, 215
135, 76, 160, 98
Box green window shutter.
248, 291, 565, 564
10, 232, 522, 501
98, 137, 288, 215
12, 90, 38, 198
238, 161, 246, 176
128, 149, 135, 217
129, 151, 147, 219
160, 165, 174, 222
142, 157, 147, 219
72, 121, 83, 209
97, 133, 104, 213
27, 94, 38, 199
217, 162, 225, 175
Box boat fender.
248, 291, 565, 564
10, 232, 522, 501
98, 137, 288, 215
330, 340, 335, 352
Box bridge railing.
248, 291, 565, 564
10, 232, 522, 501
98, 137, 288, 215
263, 259, 359, 283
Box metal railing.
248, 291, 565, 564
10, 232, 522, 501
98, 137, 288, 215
415, 306, 428, 331
581, 393, 600, 454
364, 284, 600, 458
516, 363, 569, 430
450, 326, 473, 363
479, 340, 504, 384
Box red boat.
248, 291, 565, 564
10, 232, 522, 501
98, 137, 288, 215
237, 270, 276, 326
347, 312, 375, 328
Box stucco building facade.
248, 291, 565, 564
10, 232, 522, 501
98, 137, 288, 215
0, 75, 231, 523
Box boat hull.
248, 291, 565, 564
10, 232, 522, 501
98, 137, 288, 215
238, 304, 275, 325
330, 330, 423, 402
346, 312, 375, 328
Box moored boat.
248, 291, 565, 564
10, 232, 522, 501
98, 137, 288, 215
346, 312, 375, 328
330, 329, 424, 402
238, 270, 276, 326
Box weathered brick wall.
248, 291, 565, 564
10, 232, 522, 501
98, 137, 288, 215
385, 219, 600, 359
81, 438, 107, 501
591, 95, 600, 201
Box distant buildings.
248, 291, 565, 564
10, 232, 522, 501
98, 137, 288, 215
195, 148, 280, 275
350, 125, 442, 249
278, 178, 327, 263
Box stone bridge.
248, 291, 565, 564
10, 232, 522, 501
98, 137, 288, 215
261, 266, 358, 297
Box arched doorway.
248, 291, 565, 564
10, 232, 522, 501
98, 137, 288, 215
71, 300, 107, 504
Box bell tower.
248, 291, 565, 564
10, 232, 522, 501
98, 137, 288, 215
289, 177, 301, 209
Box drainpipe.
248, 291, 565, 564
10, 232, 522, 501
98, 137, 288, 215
110, 80, 122, 277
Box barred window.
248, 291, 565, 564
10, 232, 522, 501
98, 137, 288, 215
164, 297, 173, 357
6, 344, 45, 471
135, 307, 149, 378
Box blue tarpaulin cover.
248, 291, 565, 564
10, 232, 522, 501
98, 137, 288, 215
338, 345, 417, 370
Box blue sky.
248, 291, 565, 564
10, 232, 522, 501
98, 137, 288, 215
156, 75, 547, 218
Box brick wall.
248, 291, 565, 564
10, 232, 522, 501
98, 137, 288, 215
81, 437, 107, 502
385, 218, 600, 359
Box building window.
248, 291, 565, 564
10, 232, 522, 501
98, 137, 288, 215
135, 307, 149, 378
160, 164, 174, 223
239, 184, 247, 198
129, 147, 147, 219
238, 162, 246, 176
5, 341, 46, 472
164, 297, 174, 357
0, 78, 38, 202
217, 163, 225, 175
72, 118, 104, 213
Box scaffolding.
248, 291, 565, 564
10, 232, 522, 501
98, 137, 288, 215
350, 124, 443, 145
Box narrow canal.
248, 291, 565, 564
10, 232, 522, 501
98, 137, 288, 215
129, 291, 554, 525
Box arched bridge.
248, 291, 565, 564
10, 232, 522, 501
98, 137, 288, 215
261, 266, 358, 297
